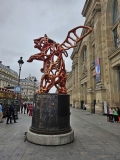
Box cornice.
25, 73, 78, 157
80, 74, 87, 81
108, 47, 120, 59
82, 0, 91, 17
82, 0, 101, 20
92, 2, 101, 18
80, 75, 88, 84
95, 82, 106, 91
67, 86, 73, 92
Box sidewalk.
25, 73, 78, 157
72, 108, 120, 138
0, 108, 120, 160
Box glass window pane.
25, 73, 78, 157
113, 27, 118, 47
113, 0, 119, 24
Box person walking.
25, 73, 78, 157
10, 105, 17, 123
29, 103, 33, 116
113, 108, 118, 122
27, 103, 29, 115
24, 103, 27, 114
6, 105, 12, 124
21, 103, 24, 114
109, 107, 114, 122
0, 103, 3, 123
117, 107, 120, 122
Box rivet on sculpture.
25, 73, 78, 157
27, 26, 92, 94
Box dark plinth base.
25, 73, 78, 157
27, 93, 74, 145
30, 93, 71, 135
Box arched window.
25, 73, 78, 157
113, 0, 119, 47
82, 46, 87, 62
113, 0, 119, 24
113, 27, 118, 47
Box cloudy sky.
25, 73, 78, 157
0, 0, 86, 92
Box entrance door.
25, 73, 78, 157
81, 100, 84, 109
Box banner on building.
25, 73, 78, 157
95, 57, 100, 82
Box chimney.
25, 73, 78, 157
7, 66, 10, 69
0, 61, 2, 64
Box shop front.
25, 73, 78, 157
0, 87, 15, 118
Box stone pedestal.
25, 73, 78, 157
27, 93, 74, 145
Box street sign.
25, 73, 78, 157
14, 86, 22, 93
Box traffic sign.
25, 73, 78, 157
14, 86, 22, 93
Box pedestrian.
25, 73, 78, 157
0, 103, 3, 123
29, 103, 33, 116
117, 107, 120, 122
6, 105, 12, 124
10, 105, 17, 123
113, 108, 118, 122
109, 107, 114, 122
27, 103, 29, 115
21, 103, 24, 114
24, 103, 27, 114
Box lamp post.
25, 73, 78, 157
15, 57, 24, 119
34, 78, 37, 95
33, 78, 37, 104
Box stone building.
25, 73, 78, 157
66, 0, 120, 113
20, 75, 39, 101
0, 61, 18, 88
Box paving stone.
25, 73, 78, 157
0, 108, 120, 159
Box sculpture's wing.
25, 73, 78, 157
61, 26, 92, 50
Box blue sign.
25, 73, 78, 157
14, 86, 22, 93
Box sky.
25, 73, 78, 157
0, 0, 86, 92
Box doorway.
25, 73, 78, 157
81, 100, 84, 109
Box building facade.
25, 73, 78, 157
20, 75, 39, 101
66, 0, 120, 113
0, 61, 18, 88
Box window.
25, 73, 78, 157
113, 0, 119, 48
113, 0, 119, 24
113, 27, 119, 47
82, 46, 87, 62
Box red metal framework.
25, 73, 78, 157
27, 26, 92, 94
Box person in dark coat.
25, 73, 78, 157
117, 107, 120, 122
27, 103, 29, 115
24, 103, 27, 114
10, 105, 17, 123
6, 105, 12, 124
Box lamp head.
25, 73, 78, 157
18, 57, 24, 68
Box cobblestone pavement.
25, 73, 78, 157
0, 108, 120, 160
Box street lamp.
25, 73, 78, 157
18, 57, 24, 86
33, 78, 37, 105
17, 57, 24, 100
15, 57, 24, 119
34, 78, 37, 95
